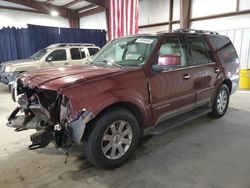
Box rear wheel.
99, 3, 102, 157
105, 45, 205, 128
208, 84, 230, 118
83, 108, 140, 169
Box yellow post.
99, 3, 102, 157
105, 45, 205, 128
240, 69, 250, 89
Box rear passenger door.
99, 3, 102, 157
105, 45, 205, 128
70, 48, 87, 65
184, 35, 220, 105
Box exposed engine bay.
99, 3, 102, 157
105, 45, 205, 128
7, 79, 94, 155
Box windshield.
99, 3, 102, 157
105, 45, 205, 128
29, 48, 50, 60
91, 36, 158, 67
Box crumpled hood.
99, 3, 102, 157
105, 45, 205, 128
18, 65, 124, 90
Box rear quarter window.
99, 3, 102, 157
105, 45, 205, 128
207, 36, 238, 64
88, 48, 99, 56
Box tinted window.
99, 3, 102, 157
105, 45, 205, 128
208, 36, 238, 64
88, 48, 99, 56
159, 37, 187, 67
70, 48, 86, 60
70, 48, 81, 60
186, 37, 212, 66
47, 50, 66, 61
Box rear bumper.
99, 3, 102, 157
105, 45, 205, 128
0, 72, 16, 85
231, 74, 240, 94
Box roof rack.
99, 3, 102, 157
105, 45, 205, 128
173, 29, 219, 35
47, 43, 96, 48
157, 30, 173, 34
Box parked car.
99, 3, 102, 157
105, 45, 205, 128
7, 29, 239, 169
0, 43, 100, 89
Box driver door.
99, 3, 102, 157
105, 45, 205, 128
42, 49, 68, 67
148, 35, 196, 124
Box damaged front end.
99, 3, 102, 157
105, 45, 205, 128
7, 80, 94, 151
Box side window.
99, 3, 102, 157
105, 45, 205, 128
70, 48, 81, 60
207, 36, 238, 64
70, 48, 86, 60
186, 37, 212, 66
88, 48, 99, 56
159, 37, 187, 67
47, 50, 66, 61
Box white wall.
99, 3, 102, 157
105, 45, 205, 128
139, 0, 169, 26
80, 11, 107, 30
140, 0, 250, 34
191, 0, 236, 18
172, 0, 180, 21
138, 0, 180, 33
191, 14, 250, 31
139, 25, 168, 33
240, 0, 250, 10
0, 9, 69, 29
139, 24, 180, 34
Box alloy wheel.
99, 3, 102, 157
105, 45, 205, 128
101, 120, 132, 160
216, 89, 228, 114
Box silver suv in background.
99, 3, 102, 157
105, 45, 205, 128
0, 43, 100, 88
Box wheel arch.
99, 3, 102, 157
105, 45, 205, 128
91, 101, 145, 132
221, 79, 232, 94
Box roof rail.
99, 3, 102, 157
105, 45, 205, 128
173, 29, 219, 35
157, 30, 174, 34
47, 43, 96, 48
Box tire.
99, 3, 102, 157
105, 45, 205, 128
208, 84, 230, 118
8, 84, 11, 91
83, 108, 140, 170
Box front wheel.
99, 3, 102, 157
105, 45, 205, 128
83, 108, 140, 169
208, 84, 230, 118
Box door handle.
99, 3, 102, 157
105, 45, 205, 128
214, 68, 220, 73
64, 62, 69, 65
183, 74, 191, 80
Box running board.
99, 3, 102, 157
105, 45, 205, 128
147, 107, 212, 136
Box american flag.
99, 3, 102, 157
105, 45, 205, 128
108, 0, 139, 40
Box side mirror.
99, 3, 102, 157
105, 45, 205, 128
152, 55, 180, 72
46, 56, 53, 63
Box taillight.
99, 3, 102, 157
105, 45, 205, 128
236, 67, 240, 74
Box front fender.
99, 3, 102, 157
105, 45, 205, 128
59, 69, 151, 127
61, 88, 151, 127
91, 90, 149, 122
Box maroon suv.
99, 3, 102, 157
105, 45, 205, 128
7, 29, 239, 169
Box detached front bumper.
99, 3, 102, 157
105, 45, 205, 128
0, 72, 16, 85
